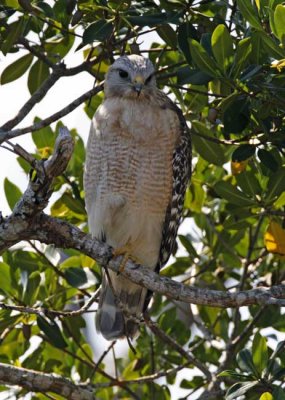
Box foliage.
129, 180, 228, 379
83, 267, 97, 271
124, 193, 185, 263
1, 0, 285, 399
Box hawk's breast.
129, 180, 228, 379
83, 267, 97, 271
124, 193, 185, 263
85, 97, 180, 267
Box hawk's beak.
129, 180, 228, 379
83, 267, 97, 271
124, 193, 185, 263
133, 75, 144, 95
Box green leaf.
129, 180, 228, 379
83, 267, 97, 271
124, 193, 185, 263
184, 84, 208, 113
75, 343, 94, 381
23, 271, 41, 306
232, 145, 255, 162
237, 0, 263, 30
258, 149, 279, 172
257, 31, 285, 58
232, 37, 252, 78
27, 60, 50, 95
274, 192, 285, 209
12, 250, 48, 273
252, 332, 268, 375
236, 170, 262, 198
218, 369, 251, 380
223, 96, 250, 134
156, 25, 177, 48
1, 18, 25, 55
192, 121, 226, 166
37, 316, 67, 349
82, 20, 113, 44
272, 368, 285, 381
188, 39, 220, 78
178, 235, 198, 258
269, 0, 285, 38
226, 381, 259, 400
176, 67, 212, 85
0, 311, 20, 333
272, 387, 285, 400
268, 341, 285, 366
45, 33, 75, 60
237, 349, 259, 375
126, 13, 168, 27
32, 118, 55, 149
214, 181, 255, 206
211, 24, 234, 71
265, 167, 285, 203
188, 182, 206, 212
5, 0, 20, 7
177, 22, 198, 64
64, 267, 87, 288
274, 5, 285, 43
4, 178, 22, 211
55, 192, 85, 216
0, 262, 11, 293
1, 53, 34, 84
84, 91, 104, 119
180, 376, 204, 389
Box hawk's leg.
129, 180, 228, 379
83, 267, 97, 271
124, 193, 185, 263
112, 242, 139, 273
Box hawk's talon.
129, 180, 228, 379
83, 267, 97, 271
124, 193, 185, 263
112, 245, 139, 274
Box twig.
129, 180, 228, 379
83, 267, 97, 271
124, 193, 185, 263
89, 361, 191, 387
192, 128, 240, 146
28, 241, 91, 298
91, 340, 116, 378
167, 83, 227, 98
19, 37, 56, 68
0, 83, 104, 144
0, 67, 64, 132
144, 313, 212, 381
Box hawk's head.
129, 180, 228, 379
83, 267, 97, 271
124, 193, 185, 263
104, 55, 156, 99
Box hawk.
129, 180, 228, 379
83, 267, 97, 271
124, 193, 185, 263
84, 55, 191, 340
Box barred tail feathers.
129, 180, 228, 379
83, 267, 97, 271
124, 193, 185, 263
96, 271, 146, 340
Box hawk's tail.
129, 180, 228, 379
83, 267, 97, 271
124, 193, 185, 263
96, 271, 147, 340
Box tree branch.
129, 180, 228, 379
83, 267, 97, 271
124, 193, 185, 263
0, 67, 63, 132
0, 83, 104, 145
144, 313, 211, 380
0, 363, 94, 400
2, 208, 285, 309
0, 51, 100, 139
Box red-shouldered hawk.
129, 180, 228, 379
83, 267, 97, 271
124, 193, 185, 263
84, 55, 191, 340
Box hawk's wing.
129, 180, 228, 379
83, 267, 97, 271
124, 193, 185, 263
158, 102, 192, 269
143, 99, 192, 311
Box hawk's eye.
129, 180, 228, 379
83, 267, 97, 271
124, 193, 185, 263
119, 69, 129, 79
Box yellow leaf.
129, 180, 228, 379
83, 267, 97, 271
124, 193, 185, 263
38, 146, 53, 158
231, 160, 248, 175
264, 221, 285, 255
271, 59, 285, 72
260, 392, 273, 400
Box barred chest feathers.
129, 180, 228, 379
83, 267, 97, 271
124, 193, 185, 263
89, 97, 180, 268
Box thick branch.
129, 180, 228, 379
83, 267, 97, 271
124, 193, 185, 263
2, 212, 283, 308
0, 127, 73, 249
0, 363, 94, 400
1, 205, 285, 307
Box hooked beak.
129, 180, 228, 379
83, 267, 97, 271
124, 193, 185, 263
132, 75, 144, 95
